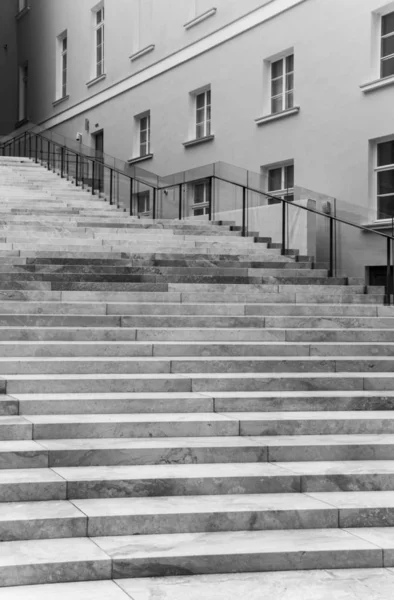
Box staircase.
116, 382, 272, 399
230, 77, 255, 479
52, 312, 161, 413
0, 156, 393, 597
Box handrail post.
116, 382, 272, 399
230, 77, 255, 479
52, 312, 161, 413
387, 237, 391, 306
242, 186, 247, 237
23, 132, 27, 157
60, 147, 64, 178
281, 199, 286, 255
129, 178, 134, 216
208, 177, 213, 221
47, 142, 51, 170
92, 161, 95, 195
35, 136, 38, 164
28, 133, 31, 159
152, 188, 157, 220
328, 216, 334, 277
75, 154, 79, 186
109, 168, 113, 205
179, 184, 182, 220
40, 137, 42, 163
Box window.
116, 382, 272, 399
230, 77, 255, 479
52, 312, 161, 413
271, 54, 294, 114
56, 32, 68, 100
381, 12, 394, 78
267, 163, 294, 205
137, 191, 151, 215
376, 140, 394, 219
191, 180, 211, 216
139, 114, 151, 156
18, 0, 27, 12
95, 6, 105, 77
195, 89, 211, 139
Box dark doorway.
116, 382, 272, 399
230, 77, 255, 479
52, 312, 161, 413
368, 266, 393, 294
94, 131, 104, 192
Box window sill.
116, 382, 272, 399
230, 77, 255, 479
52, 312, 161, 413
184, 8, 217, 30
52, 95, 70, 108
360, 75, 394, 93
86, 74, 107, 88
183, 135, 215, 148
127, 153, 153, 165
129, 45, 155, 62
16, 6, 30, 20
255, 106, 300, 126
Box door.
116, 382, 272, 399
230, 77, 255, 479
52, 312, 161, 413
94, 131, 104, 192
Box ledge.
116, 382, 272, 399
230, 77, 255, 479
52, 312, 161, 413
255, 106, 300, 126
14, 118, 29, 129
130, 45, 155, 62
127, 153, 153, 165
86, 74, 107, 88
362, 219, 394, 232
16, 6, 30, 20
184, 8, 217, 30
52, 95, 70, 108
183, 134, 215, 148
360, 75, 394, 93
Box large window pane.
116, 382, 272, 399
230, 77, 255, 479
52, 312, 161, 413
382, 35, 394, 58
285, 165, 294, 189
286, 54, 294, 73
381, 56, 394, 77
378, 141, 394, 166
378, 195, 394, 219
271, 78, 283, 97
271, 96, 283, 114
378, 170, 394, 195
196, 93, 205, 109
382, 12, 394, 36
196, 123, 205, 139
271, 59, 283, 79
268, 168, 282, 192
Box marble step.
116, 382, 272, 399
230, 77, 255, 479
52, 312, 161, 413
0, 494, 338, 541
5, 371, 394, 394
21, 413, 240, 439
0, 437, 268, 469
3, 340, 394, 358
9, 390, 394, 415
0, 315, 121, 327
91, 528, 388, 577
0, 537, 111, 587
3, 356, 394, 375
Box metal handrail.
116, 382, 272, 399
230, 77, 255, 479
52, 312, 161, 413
2, 128, 394, 303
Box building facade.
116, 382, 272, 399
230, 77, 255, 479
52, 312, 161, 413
1, 0, 394, 280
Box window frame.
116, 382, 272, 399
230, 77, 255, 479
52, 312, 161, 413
139, 113, 151, 157
195, 89, 211, 139
375, 139, 394, 220
270, 54, 294, 115
266, 163, 294, 205
381, 11, 394, 79
94, 5, 105, 78
191, 179, 211, 216
56, 31, 68, 101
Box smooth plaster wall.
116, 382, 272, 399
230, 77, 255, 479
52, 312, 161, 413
0, 0, 18, 134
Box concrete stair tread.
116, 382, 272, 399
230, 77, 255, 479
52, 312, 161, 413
0, 581, 128, 600
34, 437, 266, 450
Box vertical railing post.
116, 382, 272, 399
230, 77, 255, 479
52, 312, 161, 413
35, 136, 38, 164
47, 142, 51, 170
60, 147, 64, 178
75, 154, 79, 186
152, 187, 157, 220
23, 132, 27, 157
178, 184, 182, 220
208, 176, 213, 221
109, 168, 113, 205
281, 200, 286, 255
328, 216, 334, 277
28, 133, 31, 159
242, 186, 247, 237
40, 137, 42, 163
129, 178, 134, 216
386, 236, 391, 306
92, 161, 95, 195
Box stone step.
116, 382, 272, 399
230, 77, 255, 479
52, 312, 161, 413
4, 356, 394, 375
91, 528, 386, 577
9, 390, 394, 415
20, 413, 240, 439
0, 437, 267, 469
2, 340, 394, 358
